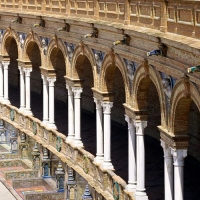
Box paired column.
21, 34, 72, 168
0, 62, 3, 101
135, 121, 148, 200
160, 140, 173, 200
66, 84, 74, 142
101, 102, 114, 170
2, 62, 10, 104
47, 77, 57, 129
18, 66, 26, 110
125, 115, 137, 191
72, 87, 83, 147
171, 148, 187, 200
42, 75, 49, 124
24, 68, 32, 115
94, 98, 104, 164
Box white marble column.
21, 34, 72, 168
2, 62, 10, 104
72, 87, 83, 147
171, 148, 187, 200
18, 66, 26, 110
101, 102, 114, 170
47, 77, 57, 129
135, 121, 148, 200
66, 84, 74, 142
0, 62, 3, 101
161, 140, 173, 200
94, 98, 104, 164
24, 68, 32, 115
125, 115, 137, 192
42, 75, 48, 124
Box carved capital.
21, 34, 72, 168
94, 97, 101, 109
72, 87, 82, 98
125, 115, 134, 130
101, 102, 113, 114
18, 66, 24, 74
24, 68, 32, 76
47, 77, 56, 86
66, 84, 73, 96
160, 139, 172, 157
171, 148, 187, 166
135, 121, 147, 136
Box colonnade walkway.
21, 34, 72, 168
9, 85, 200, 200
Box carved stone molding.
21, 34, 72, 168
101, 102, 113, 114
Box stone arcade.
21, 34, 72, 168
0, 0, 200, 200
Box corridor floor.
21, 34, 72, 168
9, 85, 200, 200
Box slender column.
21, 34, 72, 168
47, 77, 57, 129
42, 75, 48, 124
94, 98, 103, 164
18, 66, 26, 110
171, 148, 187, 200
0, 62, 3, 101
160, 140, 173, 200
24, 68, 32, 115
72, 87, 83, 147
2, 62, 10, 104
101, 102, 114, 170
135, 121, 148, 200
66, 84, 74, 142
125, 115, 136, 191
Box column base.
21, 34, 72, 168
41, 120, 49, 125
48, 123, 57, 130
1, 99, 10, 104
73, 139, 83, 147
66, 136, 74, 143
101, 161, 114, 170
126, 183, 137, 192
135, 191, 148, 200
94, 156, 104, 165
19, 106, 26, 111
24, 110, 33, 116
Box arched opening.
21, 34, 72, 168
74, 55, 95, 154
50, 47, 67, 133
136, 77, 163, 199
4, 37, 19, 107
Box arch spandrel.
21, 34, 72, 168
71, 43, 97, 87
1, 27, 20, 58
100, 53, 130, 104
23, 31, 42, 62
169, 79, 200, 135
132, 64, 166, 127
46, 37, 67, 71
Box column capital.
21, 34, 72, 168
94, 97, 101, 109
72, 87, 82, 98
2, 62, 9, 69
135, 121, 147, 135
24, 68, 32, 76
125, 115, 134, 129
171, 148, 187, 166
101, 102, 113, 114
47, 76, 56, 86
66, 84, 73, 96
160, 139, 172, 157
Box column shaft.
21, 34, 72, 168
161, 140, 173, 200
47, 77, 57, 129
0, 63, 3, 101
72, 87, 83, 147
125, 115, 136, 191
101, 102, 114, 170
171, 148, 187, 200
94, 98, 103, 164
24, 68, 32, 115
66, 85, 74, 142
42, 75, 48, 123
2, 62, 10, 104
135, 121, 148, 200
19, 66, 25, 110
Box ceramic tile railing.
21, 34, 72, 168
0, 102, 132, 199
